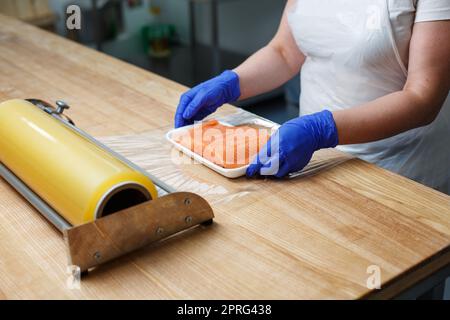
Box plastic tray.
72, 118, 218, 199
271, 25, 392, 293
166, 118, 279, 178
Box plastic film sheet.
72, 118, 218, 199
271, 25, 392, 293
99, 109, 354, 206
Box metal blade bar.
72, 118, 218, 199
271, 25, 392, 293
0, 162, 71, 231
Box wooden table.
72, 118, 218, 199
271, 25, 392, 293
0, 14, 450, 300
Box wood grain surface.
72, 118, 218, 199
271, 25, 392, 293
0, 15, 449, 299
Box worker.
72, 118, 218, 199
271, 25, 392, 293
174, 0, 450, 194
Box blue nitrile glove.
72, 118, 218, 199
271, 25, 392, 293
174, 70, 241, 128
246, 110, 339, 178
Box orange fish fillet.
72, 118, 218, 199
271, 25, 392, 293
173, 120, 271, 169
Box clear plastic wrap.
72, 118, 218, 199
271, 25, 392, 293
99, 109, 354, 204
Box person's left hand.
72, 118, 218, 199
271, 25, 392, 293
246, 110, 339, 178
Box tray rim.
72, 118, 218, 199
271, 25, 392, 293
165, 119, 279, 179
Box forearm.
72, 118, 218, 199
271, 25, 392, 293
234, 44, 303, 100
334, 20, 450, 146
333, 89, 446, 145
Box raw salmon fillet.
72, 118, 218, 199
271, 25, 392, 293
173, 120, 271, 169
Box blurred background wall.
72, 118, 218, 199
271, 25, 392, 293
1, 0, 300, 123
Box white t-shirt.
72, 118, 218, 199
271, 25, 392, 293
288, 0, 450, 193
389, 0, 450, 70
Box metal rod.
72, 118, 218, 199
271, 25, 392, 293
91, 0, 103, 51
210, 0, 220, 74
189, 0, 196, 47
0, 162, 71, 231
49, 114, 176, 195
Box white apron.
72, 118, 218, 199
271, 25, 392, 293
288, 0, 450, 194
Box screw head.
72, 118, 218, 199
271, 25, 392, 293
156, 227, 164, 235
55, 100, 70, 114
185, 216, 193, 224
184, 198, 191, 205
56, 100, 69, 109
93, 251, 101, 260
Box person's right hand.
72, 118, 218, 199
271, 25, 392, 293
174, 70, 241, 128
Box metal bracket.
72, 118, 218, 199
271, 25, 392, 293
26, 99, 75, 125
64, 192, 214, 272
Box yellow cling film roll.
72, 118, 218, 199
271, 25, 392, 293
0, 99, 157, 226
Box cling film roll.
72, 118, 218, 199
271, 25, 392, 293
0, 99, 157, 226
